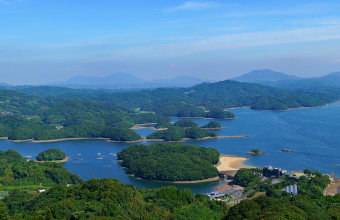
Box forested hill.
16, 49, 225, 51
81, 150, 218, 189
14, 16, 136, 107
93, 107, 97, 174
99, 80, 338, 111
0, 90, 168, 141
0, 79, 338, 140
0, 149, 82, 187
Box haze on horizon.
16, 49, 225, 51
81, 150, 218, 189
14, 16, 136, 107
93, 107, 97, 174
1, 0, 340, 85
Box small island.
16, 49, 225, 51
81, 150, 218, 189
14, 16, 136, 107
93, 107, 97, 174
201, 121, 225, 130
246, 148, 267, 155
146, 122, 218, 141
0, 149, 82, 188
117, 143, 220, 182
281, 149, 295, 152
36, 148, 67, 162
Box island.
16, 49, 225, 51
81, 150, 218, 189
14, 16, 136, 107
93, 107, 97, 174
201, 121, 225, 129
281, 149, 295, 152
117, 143, 220, 182
0, 149, 82, 188
35, 148, 67, 162
146, 126, 218, 141
246, 148, 267, 155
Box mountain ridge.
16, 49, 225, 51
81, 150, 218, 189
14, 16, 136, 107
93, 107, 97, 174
232, 69, 301, 83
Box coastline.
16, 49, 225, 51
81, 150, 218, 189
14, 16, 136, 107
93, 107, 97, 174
265, 100, 340, 112
11, 137, 111, 143
215, 154, 255, 171
4, 135, 249, 143
130, 123, 167, 131
144, 135, 249, 143
127, 173, 221, 184
201, 127, 226, 130
120, 154, 254, 184
34, 156, 70, 163
172, 116, 235, 120
224, 100, 339, 112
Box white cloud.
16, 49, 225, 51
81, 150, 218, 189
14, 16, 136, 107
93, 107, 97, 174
329, 59, 340, 64
118, 25, 340, 57
167, 1, 220, 11
288, 17, 340, 26
0, 0, 25, 4
0, 0, 10, 4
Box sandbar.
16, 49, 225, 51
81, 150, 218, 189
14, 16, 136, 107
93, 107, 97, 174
34, 156, 70, 163
215, 155, 255, 171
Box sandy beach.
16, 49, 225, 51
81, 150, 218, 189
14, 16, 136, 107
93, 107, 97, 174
215, 155, 255, 171
34, 156, 70, 163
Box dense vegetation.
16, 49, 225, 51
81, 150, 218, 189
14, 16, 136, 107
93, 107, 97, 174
154, 121, 172, 129
0, 152, 339, 220
1, 178, 226, 220
227, 168, 335, 219
0, 116, 143, 141
0, 89, 169, 141
0, 149, 82, 187
1, 78, 338, 141
98, 80, 338, 112
146, 126, 217, 141
117, 143, 220, 181
201, 121, 222, 129
36, 149, 66, 161
173, 119, 199, 127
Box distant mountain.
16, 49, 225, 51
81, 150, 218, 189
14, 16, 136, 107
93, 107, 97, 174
266, 71, 340, 89
152, 75, 211, 86
52, 73, 211, 89
232, 69, 301, 83
56, 72, 145, 86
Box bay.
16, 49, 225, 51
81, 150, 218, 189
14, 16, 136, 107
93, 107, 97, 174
1, 102, 340, 193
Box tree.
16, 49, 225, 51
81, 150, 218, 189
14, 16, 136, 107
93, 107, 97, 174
36, 149, 66, 161
0, 201, 9, 220
304, 168, 313, 175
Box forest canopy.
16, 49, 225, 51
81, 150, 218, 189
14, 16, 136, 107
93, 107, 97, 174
0, 149, 82, 187
146, 126, 217, 141
36, 148, 66, 161
117, 143, 220, 181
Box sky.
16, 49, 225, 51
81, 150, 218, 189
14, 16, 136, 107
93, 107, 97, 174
1, 0, 340, 85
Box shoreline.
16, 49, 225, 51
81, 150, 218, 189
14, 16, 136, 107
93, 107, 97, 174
128, 174, 221, 183
224, 100, 339, 112
246, 151, 267, 155
215, 154, 255, 171
172, 116, 235, 120
266, 100, 340, 112
130, 123, 167, 131
4, 135, 249, 143
120, 154, 254, 184
34, 156, 70, 163
201, 127, 226, 130
11, 137, 111, 143
144, 135, 249, 143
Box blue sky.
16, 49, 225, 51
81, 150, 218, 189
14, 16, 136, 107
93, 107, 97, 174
1, 0, 340, 84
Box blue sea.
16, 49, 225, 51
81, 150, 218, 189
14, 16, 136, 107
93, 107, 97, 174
1, 102, 340, 193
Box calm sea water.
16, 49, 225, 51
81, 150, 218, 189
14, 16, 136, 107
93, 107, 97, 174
1, 102, 340, 194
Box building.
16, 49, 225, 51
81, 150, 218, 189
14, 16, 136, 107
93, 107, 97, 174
0, 191, 9, 200
37, 189, 46, 193
209, 192, 226, 200
285, 172, 306, 180
263, 166, 286, 178
282, 184, 298, 196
